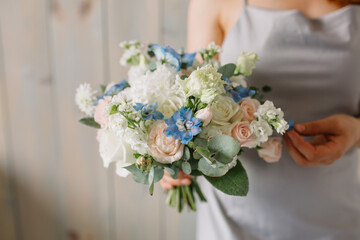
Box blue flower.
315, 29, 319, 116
181, 52, 197, 68
149, 44, 181, 71
133, 102, 164, 121
165, 107, 202, 144
94, 80, 130, 105
287, 120, 294, 131
223, 76, 255, 103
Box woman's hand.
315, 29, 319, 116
283, 114, 360, 167
160, 170, 192, 190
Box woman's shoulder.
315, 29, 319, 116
188, 0, 243, 37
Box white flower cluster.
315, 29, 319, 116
119, 40, 147, 66
177, 64, 226, 104
198, 42, 222, 67
107, 92, 151, 154
127, 64, 186, 118
75, 83, 97, 116
255, 100, 289, 134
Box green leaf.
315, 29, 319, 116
195, 146, 216, 164
78, 117, 100, 129
218, 63, 236, 78
180, 75, 187, 80
194, 137, 207, 148
182, 147, 190, 161
181, 162, 192, 175
192, 178, 207, 202
164, 167, 175, 176
133, 153, 142, 159
205, 161, 249, 196
208, 135, 241, 164
262, 85, 272, 92
149, 62, 157, 72
124, 164, 164, 184
169, 164, 180, 179
109, 105, 118, 115
148, 167, 155, 196
100, 84, 106, 93
198, 158, 229, 177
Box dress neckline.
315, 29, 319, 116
245, 4, 353, 22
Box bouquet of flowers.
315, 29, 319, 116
75, 41, 291, 212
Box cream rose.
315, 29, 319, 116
195, 105, 213, 126
148, 121, 184, 164
211, 95, 240, 126
231, 121, 258, 148
239, 98, 260, 122
258, 137, 283, 163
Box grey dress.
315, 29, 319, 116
197, 1, 360, 240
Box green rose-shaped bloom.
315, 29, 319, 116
177, 64, 226, 104
235, 52, 259, 77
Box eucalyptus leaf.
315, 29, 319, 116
78, 117, 100, 129
194, 137, 208, 148
208, 135, 241, 164
181, 162, 192, 175
196, 146, 216, 164
124, 164, 164, 184
164, 167, 175, 176
205, 161, 249, 196
182, 147, 190, 161
198, 158, 229, 177
218, 63, 236, 78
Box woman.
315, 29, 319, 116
161, 0, 360, 239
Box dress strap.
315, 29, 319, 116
243, 0, 247, 7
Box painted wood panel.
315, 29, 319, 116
0, 0, 60, 239
0, 17, 18, 240
49, 0, 113, 239
0, 0, 195, 239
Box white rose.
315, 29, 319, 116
99, 130, 136, 174
235, 52, 259, 77
211, 95, 240, 126
251, 119, 273, 143
199, 123, 231, 139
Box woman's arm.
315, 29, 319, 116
186, 0, 224, 52
160, 0, 225, 190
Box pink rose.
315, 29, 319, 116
231, 121, 258, 148
148, 121, 184, 164
258, 137, 282, 163
239, 98, 260, 122
94, 96, 112, 128
195, 106, 213, 126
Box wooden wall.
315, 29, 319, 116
0, 0, 196, 239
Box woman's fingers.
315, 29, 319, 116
283, 134, 314, 166
160, 170, 191, 190
294, 116, 341, 136
285, 131, 316, 160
